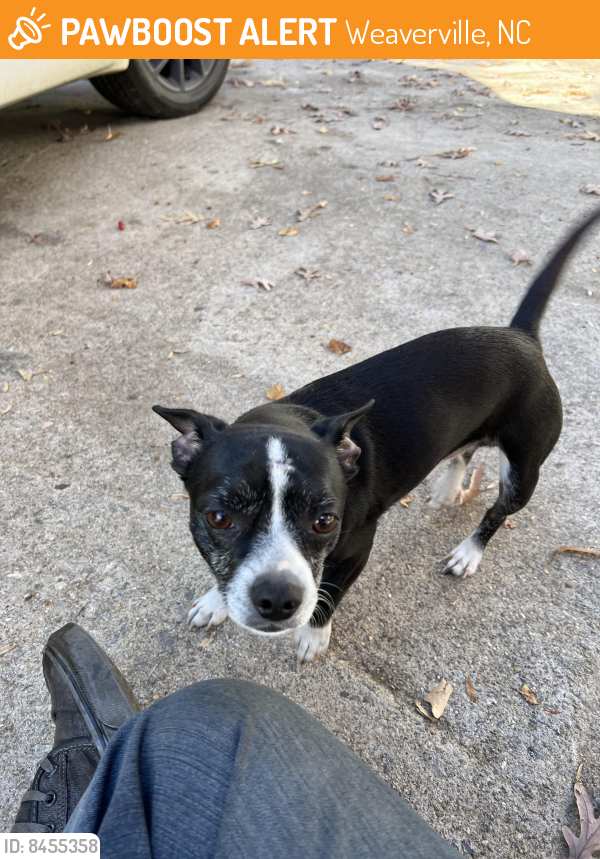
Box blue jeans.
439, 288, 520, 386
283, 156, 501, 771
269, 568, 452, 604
67, 679, 459, 859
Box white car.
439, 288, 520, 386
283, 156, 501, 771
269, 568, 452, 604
0, 58, 230, 117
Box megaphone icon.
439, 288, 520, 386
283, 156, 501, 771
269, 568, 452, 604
9, 10, 49, 50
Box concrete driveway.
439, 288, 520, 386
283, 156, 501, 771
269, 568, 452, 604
1, 59, 599, 856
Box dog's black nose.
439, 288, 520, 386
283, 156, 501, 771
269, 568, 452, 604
250, 577, 304, 622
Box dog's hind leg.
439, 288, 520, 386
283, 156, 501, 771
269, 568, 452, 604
444, 449, 540, 577
428, 451, 474, 510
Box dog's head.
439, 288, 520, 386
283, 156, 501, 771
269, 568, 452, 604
153, 401, 373, 634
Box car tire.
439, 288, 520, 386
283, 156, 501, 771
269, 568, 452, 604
90, 59, 230, 119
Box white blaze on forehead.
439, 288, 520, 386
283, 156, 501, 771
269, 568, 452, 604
267, 436, 294, 529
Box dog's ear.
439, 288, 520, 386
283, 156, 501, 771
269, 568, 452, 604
152, 406, 228, 480
311, 399, 375, 480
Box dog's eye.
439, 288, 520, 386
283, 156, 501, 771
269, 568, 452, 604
313, 514, 337, 534
206, 511, 232, 530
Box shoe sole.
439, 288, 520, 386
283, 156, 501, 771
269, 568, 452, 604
43, 622, 141, 755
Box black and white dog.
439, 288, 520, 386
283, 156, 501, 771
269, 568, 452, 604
154, 210, 599, 663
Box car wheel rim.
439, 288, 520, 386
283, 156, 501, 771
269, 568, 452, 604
146, 59, 218, 94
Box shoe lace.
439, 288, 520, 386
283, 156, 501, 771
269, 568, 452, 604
11, 758, 57, 833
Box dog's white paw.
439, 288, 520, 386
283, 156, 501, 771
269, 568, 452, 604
188, 586, 228, 630
291, 620, 332, 665
444, 534, 483, 577
428, 460, 466, 510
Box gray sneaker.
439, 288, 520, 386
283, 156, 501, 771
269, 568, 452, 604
12, 622, 140, 833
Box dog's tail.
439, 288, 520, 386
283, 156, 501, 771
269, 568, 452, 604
510, 207, 600, 337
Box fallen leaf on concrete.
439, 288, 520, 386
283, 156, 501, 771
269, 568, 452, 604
260, 78, 286, 88
390, 98, 413, 111
383, 193, 399, 201
424, 679, 453, 719
376, 174, 395, 182
403, 222, 415, 233
372, 117, 389, 130
266, 383, 286, 401
576, 763, 585, 782
473, 228, 499, 244
520, 684, 538, 705
295, 268, 322, 281
198, 630, 216, 650
510, 249, 532, 266
249, 216, 271, 229
297, 200, 328, 221
329, 338, 352, 355
26, 234, 46, 245
1, 405, 13, 416
503, 517, 517, 529
562, 781, 600, 859
414, 700, 438, 722
229, 78, 254, 87
380, 160, 397, 167
271, 126, 297, 135
169, 493, 189, 499
399, 494, 414, 507
2, 382, 7, 393
106, 125, 122, 141
52, 329, 65, 336
279, 227, 299, 236
230, 59, 253, 68
110, 277, 137, 290
18, 369, 46, 382
545, 708, 561, 714
466, 677, 478, 700
415, 158, 437, 168
250, 158, 283, 170
0, 643, 18, 656
206, 219, 220, 230
251, 114, 266, 123
433, 146, 476, 159
242, 277, 276, 292
430, 189, 454, 205
162, 211, 203, 225
301, 102, 320, 110
459, 464, 487, 505
581, 184, 600, 196
506, 129, 531, 137
549, 546, 600, 563
41, 421, 54, 430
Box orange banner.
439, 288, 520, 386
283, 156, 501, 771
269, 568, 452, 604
1, 1, 598, 59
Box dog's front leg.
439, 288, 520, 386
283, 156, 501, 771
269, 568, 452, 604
292, 526, 376, 665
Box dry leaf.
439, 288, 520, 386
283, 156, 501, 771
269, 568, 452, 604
380, 159, 397, 167
545, 708, 561, 715
433, 146, 477, 159
473, 228, 499, 244
403, 222, 415, 233
390, 98, 413, 111
229, 78, 254, 87
424, 679, 453, 719
242, 277, 275, 292
510, 249, 532, 266
506, 129, 531, 137
372, 117, 389, 130
376, 174, 395, 182
249, 216, 271, 229
230, 59, 253, 68
271, 126, 297, 135
430, 189, 454, 205
26, 233, 47, 245
0, 643, 18, 656
249, 158, 283, 170
581, 184, 600, 196
562, 782, 600, 859
206, 219, 220, 230
17, 369, 46, 382
41, 421, 54, 430
383, 193, 399, 201
169, 493, 189, 499
399, 494, 414, 508
260, 78, 286, 88
329, 339, 352, 355
503, 517, 517, 529
549, 546, 600, 563
162, 211, 202, 225
415, 158, 437, 169
279, 227, 299, 237
266, 383, 286, 401
466, 677, 478, 700
198, 630, 216, 651
2, 382, 7, 393
297, 200, 328, 222
1, 404, 13, 416
295, 268, 322, 281
52, 328, 65, 336
105, 125, 122, 141
414, 700, 437, 722
459, 464, 487, 505
520, 684, 538, 705
110, 277, 137, 290
251, 115, 266, 124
